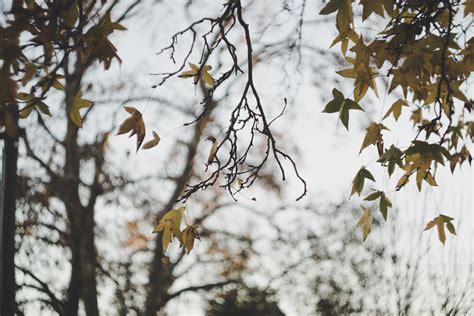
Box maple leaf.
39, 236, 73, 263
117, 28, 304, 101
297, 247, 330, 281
382, 99, 408, 121
360, 122, 389, 153
364, 190, 392, 220
322, 88, 364, 130
351, 166, 375, 196
152, 207, 185, 252
116, 106, 146, 152
357, 207, 372, 241
70, 92, 93, 128
360, 0, 385, 20
377, 145, 403, 176
142, 130, 160, 150
424, 214, 456, 244
178, 63, 216, 86
182, 224, 200, 254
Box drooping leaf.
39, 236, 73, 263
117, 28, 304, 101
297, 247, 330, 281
351, 166, 375, 196
142, 130, 160, 150
360, 122, 388, 153
424, 214, 456, 245
364, 190, 392, 220
70, 92, 93, 128
116, 106, 146, 152
152, 207, 185, 252
322, 89, 364, 130
181, 224, 200, 254
357, 206, 372, 241
206, 136, 218, 165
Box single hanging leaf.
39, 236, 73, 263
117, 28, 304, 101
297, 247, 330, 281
360, 122, 388, 153
70, 92, 93, 127
364, 190, 392, 220
152, 207, 185, 251
424, 214, 456, 245
142, 130, 160, 150
351, 166, 375, 196
206, 136, 218, 165
181, 224, 200, 254
116, 106, 146, 152
357, 207, 372, 241
178, 63, 216, 86
322, 88, 364, 130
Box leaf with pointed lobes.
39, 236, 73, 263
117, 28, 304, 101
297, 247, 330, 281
182, 224, 200, 254
178, 63, 216, 86
322, 88, 364, 130
70, 92, 93, 128
383, 99, 408, 121
351, 166, 375, 196
116, 106, 146, 152
360, 122, 389, 153
357, 207, 372, 241
377, 145, 403, 176
424, 214, 456, 245
153, 207, 185, 252
206, 136, 218, 165
364, 190, 392, 220
142, 131, 160, 150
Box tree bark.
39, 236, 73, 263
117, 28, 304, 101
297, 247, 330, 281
144, 92, 217, 315
62, 63, 99, 316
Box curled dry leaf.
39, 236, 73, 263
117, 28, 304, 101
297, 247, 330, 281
142, 130, 160, 150
206, 136, 218, 165
182, 224, 200, 254
116, 106, 146, 152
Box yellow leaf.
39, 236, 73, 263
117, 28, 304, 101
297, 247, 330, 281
116, 106, 146, 152
382, 99, 407, 121
182, 224, 200, 254
424, 214, 456, 245
153, 207, 185, 252
142, 130, 160, 150
356, 207, 372, 241
360, 122, 388, 153
178, 63, 216, 86
70, 92, 92, 128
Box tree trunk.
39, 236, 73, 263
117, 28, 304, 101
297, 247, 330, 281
62, 65, 99, 316
144, 92, 217, 315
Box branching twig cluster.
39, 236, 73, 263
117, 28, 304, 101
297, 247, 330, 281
153, 0, 307, 202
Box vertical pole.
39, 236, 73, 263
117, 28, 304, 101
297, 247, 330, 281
1, 105, 19, 316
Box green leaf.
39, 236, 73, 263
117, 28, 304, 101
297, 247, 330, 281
351, 166, 375, 196
322, 89, 364, 130
364, 190, 392, 220
377, 145, 403, 176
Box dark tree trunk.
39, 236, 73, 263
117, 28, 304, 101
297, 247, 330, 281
62, 65, 99, 316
